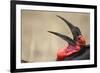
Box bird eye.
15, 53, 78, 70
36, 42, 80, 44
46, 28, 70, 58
78, 38, 80, 39
77, 37, 80, 40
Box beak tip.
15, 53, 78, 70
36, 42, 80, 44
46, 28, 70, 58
48, 31, 51, 32
48, 31, 53, 34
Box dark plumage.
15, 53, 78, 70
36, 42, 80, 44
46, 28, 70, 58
48, 15, 90, 61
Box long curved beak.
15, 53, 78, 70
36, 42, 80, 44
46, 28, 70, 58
56, 15, 82, 41
48, 31, 76, 45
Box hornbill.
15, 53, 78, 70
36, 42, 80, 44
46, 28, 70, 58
48, 15, 90, 61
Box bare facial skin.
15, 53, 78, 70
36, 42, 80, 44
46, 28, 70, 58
76, 35, 86, 46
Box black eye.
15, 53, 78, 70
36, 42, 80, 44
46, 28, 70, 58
78, 37, 80, 40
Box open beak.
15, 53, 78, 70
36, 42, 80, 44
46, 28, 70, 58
48, 31, 76, 46
56, 15, 82, 41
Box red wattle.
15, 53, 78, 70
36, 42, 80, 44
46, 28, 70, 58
57, 45, 80, 61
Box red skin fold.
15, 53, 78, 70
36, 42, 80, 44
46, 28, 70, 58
56, 35, 86, 61
57, 45, 80, 61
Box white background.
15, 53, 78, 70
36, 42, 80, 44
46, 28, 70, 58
0, 0, 99, 73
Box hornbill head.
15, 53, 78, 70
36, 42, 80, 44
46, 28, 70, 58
48, 15, 89, 47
